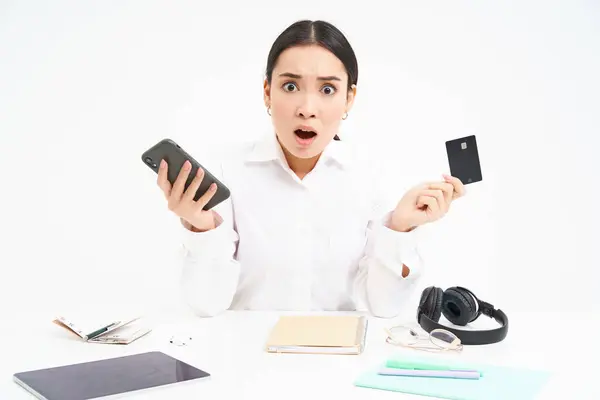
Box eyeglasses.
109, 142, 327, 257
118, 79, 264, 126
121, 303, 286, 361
385, 325, 463, 353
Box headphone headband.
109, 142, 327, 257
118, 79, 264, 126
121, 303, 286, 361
416, 286, 508, 345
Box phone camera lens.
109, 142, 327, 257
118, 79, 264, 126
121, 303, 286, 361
145, 157, 157, 168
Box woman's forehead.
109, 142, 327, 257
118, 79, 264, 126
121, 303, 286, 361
273, 45, 346, 81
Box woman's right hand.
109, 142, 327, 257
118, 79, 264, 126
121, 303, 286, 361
157, 159, 219, 232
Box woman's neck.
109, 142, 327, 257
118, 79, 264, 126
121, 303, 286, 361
280, 142, 320, 180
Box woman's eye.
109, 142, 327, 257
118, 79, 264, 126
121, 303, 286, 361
283, 82, 298, 92
321, 85, 336, 95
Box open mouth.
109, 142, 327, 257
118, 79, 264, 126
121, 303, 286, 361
294, 129, 317, 140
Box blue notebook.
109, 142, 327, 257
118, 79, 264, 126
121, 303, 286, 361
354, 359, 551, 400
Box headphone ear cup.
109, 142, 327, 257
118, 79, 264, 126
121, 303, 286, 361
428, 287, 444, 322
442, 286, 478, 326
418, 286, 443, 323
418, 287, 432, 310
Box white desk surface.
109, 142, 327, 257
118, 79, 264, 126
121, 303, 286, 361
2, 309, 599, 399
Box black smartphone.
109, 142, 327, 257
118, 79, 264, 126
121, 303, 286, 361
445, 135, 482, 184
141, 138, 231, 210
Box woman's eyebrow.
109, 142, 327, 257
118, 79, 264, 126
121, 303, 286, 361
278, 72, 341, 81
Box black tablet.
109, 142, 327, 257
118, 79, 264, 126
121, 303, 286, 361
13, 351, 210, 400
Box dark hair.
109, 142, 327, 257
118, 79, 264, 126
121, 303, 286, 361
265, 20, 358, 141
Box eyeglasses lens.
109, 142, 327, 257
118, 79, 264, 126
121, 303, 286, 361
430, 330, 459, 348
389, 326, 421, 345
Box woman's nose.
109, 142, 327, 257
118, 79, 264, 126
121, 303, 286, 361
296, 94, 317, 118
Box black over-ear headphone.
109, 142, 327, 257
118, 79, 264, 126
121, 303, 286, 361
417, 286, 509, 345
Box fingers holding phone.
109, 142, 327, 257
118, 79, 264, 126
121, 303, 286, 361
181, 165, 218, 209
157, 159, 217, 232
142, 138, 231, 231
157, 159, 172, 198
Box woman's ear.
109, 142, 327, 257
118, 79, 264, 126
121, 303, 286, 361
263, 79, 271, 108
345, 84, 357, 114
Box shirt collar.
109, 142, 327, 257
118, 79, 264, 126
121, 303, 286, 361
245, 132, 349, 168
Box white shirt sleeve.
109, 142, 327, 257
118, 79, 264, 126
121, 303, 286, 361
353, 212, 424, 318
178, 161, 241, 317
352, 163, 424, 318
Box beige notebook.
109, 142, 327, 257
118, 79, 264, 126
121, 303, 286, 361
265, 315, 368, 355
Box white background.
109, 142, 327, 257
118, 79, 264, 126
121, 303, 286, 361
1, 0, 598, 322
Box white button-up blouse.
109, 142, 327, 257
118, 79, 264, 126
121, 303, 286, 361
179, 133, 423, 318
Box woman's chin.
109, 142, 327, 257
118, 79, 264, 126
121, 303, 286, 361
287, 141, 323, 159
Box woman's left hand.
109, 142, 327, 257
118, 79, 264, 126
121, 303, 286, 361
390, 174, 466, 232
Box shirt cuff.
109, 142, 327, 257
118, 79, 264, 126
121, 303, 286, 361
369, 211, 422, 279
181, 211, 238, 255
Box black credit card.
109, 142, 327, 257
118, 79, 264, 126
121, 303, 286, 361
445, 135, 482, 184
